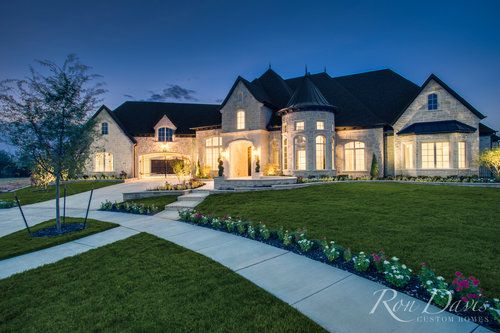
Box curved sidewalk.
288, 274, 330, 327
0, 206, 491, 333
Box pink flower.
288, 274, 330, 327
461, 296, 468, 302
455, 271, 462, 277
467, 293, 478, 299
463, 280, 470, 289
456, 286, 463, 292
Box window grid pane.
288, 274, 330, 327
283, 138, 288, 169
295, 121, 304, 131
315, 136, 325, 170
205, 137, 222, 170
237, 111, 245, 130
421, 142, 435, 168
316, 121, 324, 130
458, 142, 466, 169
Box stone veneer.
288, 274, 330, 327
393, 79, 480, 176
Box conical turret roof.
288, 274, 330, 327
280, 75, 335, 113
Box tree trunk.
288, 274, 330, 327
55, 172, 61, 232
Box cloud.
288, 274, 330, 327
124, 94, 135, 99
147, 84, 197, 102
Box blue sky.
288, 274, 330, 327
0, 0, 499, 131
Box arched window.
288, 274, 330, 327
158, 127, 173, 142
237, 110, 245, 130
315, 136, 326, 170
101, 122, 108, 135
294, 136, 306, 170
283, 137, 288, 170
331, 136, 335, 169
344, 141, 365, 171
428, 93, 438, 110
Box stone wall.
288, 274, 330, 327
85, 109, 135, 177
335, 127, 384, 177
282, 110, 336, 177
384, 134, 395, 176
393, 79, 481, 176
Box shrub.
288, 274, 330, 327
323, 241, 341, 262
247, 225, 256, 239
343, 248, 352, 262
297, 234, 314, 253
282, 230, 293, 246
100, 200, 159, 215
225, 218, 238, 232
211, 217, 222, 229
258, 224, 271, 240
236, 221, 247, 235
451, 271, 483, 303
383, 257, 412, 288
179, 209, 194, 221
353, 252, 371, 272
276, 227, 285, 241
370, 154, 379, 178
371, 251, 387, 273
419, 263, 451, 308
479, 148, 500, 180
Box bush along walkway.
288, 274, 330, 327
178, 209, 499, 332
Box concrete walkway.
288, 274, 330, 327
0, 182, 493, 333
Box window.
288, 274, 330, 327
331, 137, 335, 169
344, 141, 365, 171
237, 110, 245, 130
403, 143, 413, 169
158, 127, 173, 142
458, 142, 466, 169
101, 122, 108, 135
271, 141, 279, 165
315, 136, 326, 170
294, 136, 306, 170
421, 142, 449, 169
283, 123, 287, 132
205, 137, 222, 171
428, 93, 438, 110
283, 137, 288, 169
94, 152, 113, 172
295, 121, 304, 131
316, 121, 324, 130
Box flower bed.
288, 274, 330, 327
148, 180, 205, 191
298, 175, 497, 184
178, 208, 499, 330
100, 200, 161, 215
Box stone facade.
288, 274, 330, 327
86, 109, 135, 177
393, 79, 481, 176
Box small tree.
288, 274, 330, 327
479, 148, 500, 180
172, 159, 191, 183
370, 154, 380, 178
0, 55, 105, 232
195, 159, 201, 178
255, 156, 260, 173
218, 157, 224, 177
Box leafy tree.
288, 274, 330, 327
0, 55, 105, 231
172, 159, 191, 183
370, 153, 380, 178
479, 148, 500, 180
0, 150, 15, 177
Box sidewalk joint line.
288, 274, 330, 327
235, 251, 290, 272
291, 273, 353, 305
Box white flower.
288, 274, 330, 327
437, 276, 444, 281
494, 298, 499, 302
383, 260, 390, 265
426, 280, 433, 285
392, 256, 399, 261
402, 264, 407, 269
359, 251, 365, 255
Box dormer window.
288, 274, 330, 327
428, 93, 438, 110
101, 122, 108, 135
158, 127, 173, 142
237, 110, 245, 130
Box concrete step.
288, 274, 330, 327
165, 200, 202, 211
177, 193, 210, 201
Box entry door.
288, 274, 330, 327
247, 147, 252, 176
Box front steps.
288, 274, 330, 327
164, 190, 210, 212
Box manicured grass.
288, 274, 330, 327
197, 183, 500, 295
0, 218, 118, 260
0, 180, 122, 206
125, 194, 179, 207
0, 233, 325, 332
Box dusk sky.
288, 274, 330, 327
1, 0, 499, 131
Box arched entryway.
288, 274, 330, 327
228, 140, 253, 178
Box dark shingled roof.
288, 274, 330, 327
397, 120, 477, 136
112, 101, 220, 136
479, 123, 497, 136
92, 105, 137, 143
282, 75, 335, 112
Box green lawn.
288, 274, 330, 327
0, 218, 118, 260
0, 180, 122, 206
197, 183, 500, 296
125, 194, 179, 207
0, 233, 325, 332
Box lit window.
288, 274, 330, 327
403, 143, 413, 169
458, 142, 466, 169
158, 127, 173, 142
283, 123, 287, 132
316, 136, 326, 170
94, 152, 113, 172
316, 121, 324, 130
101, 122, 108, 135
237, 110, 245, 130
295, 121, 304, 131
271, 141, 279, 165
294, 136, 306, 170
205, 137, 222, 171
428, 93, 438, 110
331, 137, 335, 169
421, 142, 449, 168
283, 137, 288, 169
344, 141, 365, 171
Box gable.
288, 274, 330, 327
91, 105, 136, 143
153, 115, 177, 131
393, 76, 483, 133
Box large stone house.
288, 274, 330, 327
86, 68, 498, 181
